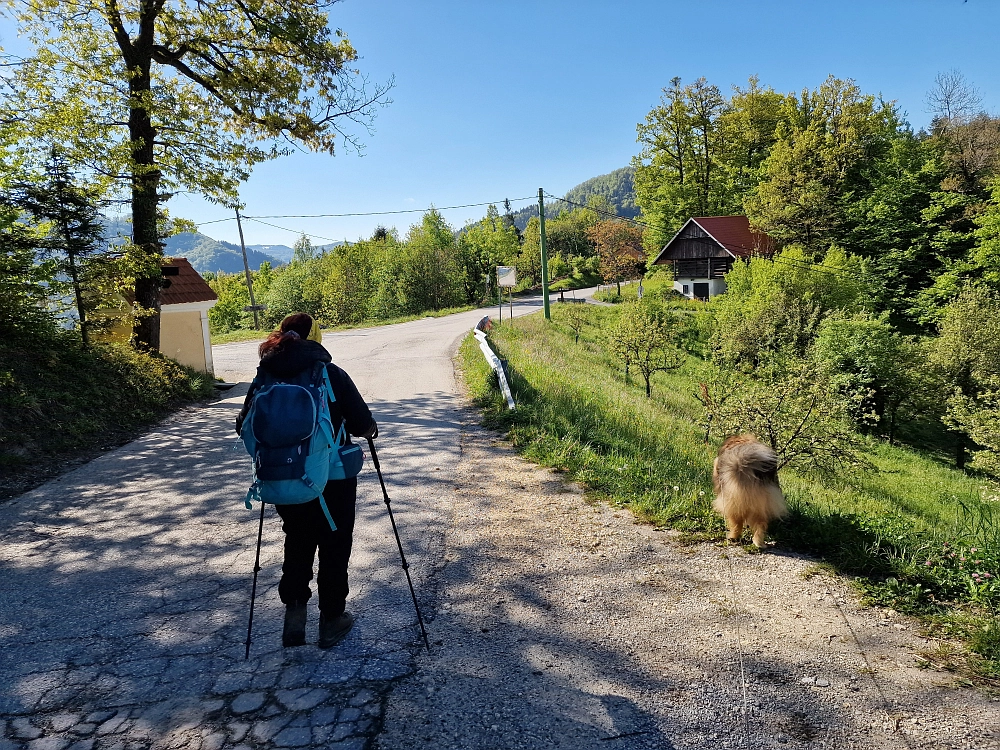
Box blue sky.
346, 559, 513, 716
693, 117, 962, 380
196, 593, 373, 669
11, 0, 1000, 245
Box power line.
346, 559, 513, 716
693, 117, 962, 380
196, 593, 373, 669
544, 191, 854, 278
244, 217, 344, 245
197, 195, 537, 226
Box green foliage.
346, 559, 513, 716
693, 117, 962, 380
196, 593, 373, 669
460, 311, 1000, 675
207, 211, 491, 333
0, 329, 212, 472
6, 151, 109, 345
930, 285, 1000, 470
0, 204, 57, 337
399, 210, 463, 312
745, 76, 901, 256
634, 76, 795, 251
4, 0, 389, 347
292, 234, 318, 264
711, 246, 870, 368
633, 77, 734, 250
813, 315, 923, 439
606, 299, 684, 397
946, 379, 1000, 476
456, 205, 519, 304
699, 361, 865, 473
517, 205, 600, 288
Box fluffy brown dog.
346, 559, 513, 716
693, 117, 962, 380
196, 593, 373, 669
712, 434, 787, 548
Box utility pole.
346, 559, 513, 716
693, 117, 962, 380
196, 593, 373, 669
235, 208, 261, 329
538, 188, 550, 320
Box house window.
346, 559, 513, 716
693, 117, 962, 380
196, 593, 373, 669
682, 284, 689, 295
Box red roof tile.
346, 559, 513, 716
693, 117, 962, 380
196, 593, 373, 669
690, 216, 774, 258
160, 258, 217, 305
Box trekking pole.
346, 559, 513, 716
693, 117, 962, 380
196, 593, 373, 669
244, 501, 266, 660
367, 437, 431, 651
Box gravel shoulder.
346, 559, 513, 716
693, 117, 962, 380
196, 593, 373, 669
377, 420, 1000, 750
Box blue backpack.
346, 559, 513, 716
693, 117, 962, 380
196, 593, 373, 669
241, 362, 363, 529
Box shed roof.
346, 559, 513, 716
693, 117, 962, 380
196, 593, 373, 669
160, 258, 218, 306
651, 215, 774, 265
691, 216, 774, 257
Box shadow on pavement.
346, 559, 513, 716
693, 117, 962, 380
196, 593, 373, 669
0, 390, 462, 747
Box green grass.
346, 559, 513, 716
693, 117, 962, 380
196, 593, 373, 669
549, 269, 602, 291
461, 305, 1000, 679
210, 304, 479, 345
0, 331, 215, 495
593, 272, 706, 310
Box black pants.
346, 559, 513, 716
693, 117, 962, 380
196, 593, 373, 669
274, 478, 357, 616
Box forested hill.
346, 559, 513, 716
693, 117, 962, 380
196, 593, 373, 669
100, 218, 353, 274
507, 166, 638, 230
163, 232, 282, 275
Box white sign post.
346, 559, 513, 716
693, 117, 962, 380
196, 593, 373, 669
496, 266, 516, 322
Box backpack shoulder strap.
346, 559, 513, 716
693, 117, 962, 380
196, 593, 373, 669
320, 365, 348, 445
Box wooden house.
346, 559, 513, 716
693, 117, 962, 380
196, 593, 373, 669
650, 216, 774, 300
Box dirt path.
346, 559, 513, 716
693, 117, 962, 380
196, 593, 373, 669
376, 422, 999, 750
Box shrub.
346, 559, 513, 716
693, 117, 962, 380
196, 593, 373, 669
0, 330, 213, 469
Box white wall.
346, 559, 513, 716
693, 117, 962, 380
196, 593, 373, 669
673, 278, 727, 299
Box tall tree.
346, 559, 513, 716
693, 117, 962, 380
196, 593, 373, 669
926, 69, 982, 130
745, 76, 900, 256
292, 233, 318, 264
634, 77, 728, 250
4, 0, 390, 349
586, 219, 645, 295
928, 284, 1000, 468
8, 150, 107, 345
402, 210, 462, 312
457, 204, 519, 305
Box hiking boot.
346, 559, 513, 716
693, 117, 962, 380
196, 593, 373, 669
282, 601, 307, 647
318, 611, 354, 649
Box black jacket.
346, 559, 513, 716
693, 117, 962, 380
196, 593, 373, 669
235, 339, 375, 440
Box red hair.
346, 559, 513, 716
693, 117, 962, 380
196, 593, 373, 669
259, 313, 313, 358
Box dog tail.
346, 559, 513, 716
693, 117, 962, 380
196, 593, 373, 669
720, 441, 780, 485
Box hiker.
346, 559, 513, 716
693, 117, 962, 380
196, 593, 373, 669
235, 313, 377, 649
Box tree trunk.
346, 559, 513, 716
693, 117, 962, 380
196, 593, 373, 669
58, 206, 89, 347
616, 279, 621, 295
128, 57, 163, 351
67, 251, 89, 347
645, 376, 651, 398
956, 432, 967, 471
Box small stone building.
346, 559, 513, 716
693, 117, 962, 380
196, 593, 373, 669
651, 216, 774, 300
159, 258, 218, 375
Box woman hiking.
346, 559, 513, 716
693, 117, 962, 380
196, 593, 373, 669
236, 313, 377, 649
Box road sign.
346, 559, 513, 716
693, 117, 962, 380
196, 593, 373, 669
497, 266, 516, 288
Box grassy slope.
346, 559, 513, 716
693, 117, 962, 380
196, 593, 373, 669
460, 306, 1000, 677
0, 333, 214, 497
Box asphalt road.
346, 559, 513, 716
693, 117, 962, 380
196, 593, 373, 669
0, 294, 549, 749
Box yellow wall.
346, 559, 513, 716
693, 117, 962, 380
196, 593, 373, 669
160, 309, 208, 373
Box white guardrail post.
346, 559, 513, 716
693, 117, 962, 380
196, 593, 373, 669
473, 324, 515, 410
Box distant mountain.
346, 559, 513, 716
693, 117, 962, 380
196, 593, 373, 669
244, 242, 345, 263
101, 218, 349, 274
506, 166, 638, 231
245, 243, 295, 263
163, 232, 282, 275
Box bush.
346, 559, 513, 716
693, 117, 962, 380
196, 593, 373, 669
0, 330, 213, 470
